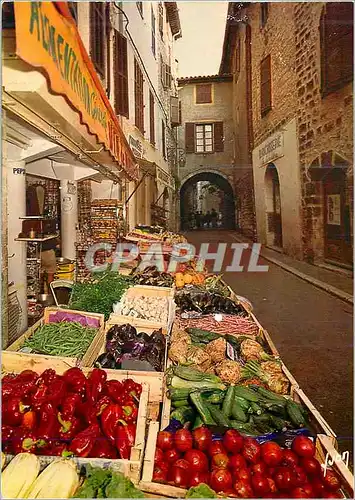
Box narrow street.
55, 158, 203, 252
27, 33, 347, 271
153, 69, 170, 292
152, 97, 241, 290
186, 230, 353, 455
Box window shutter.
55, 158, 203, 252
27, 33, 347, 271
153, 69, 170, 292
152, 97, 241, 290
90, 2, 105, 77
158, 2, 164, 37
114, 32, 129, 117
185, 123, 195, 153
196, 84, 212, 104
150, 91, 155, 145
162, 120, 166, 159
134, 59, 144, 134
170, 96, 179, 126
214, 122, 224, 152
260, 55, 271, 115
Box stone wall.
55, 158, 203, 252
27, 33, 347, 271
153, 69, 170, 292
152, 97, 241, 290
235, 171, 257, 241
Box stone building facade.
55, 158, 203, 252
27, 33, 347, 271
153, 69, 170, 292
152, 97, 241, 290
220, 2, 353, 265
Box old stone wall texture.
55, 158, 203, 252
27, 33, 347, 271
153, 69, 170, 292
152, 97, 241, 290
242, 2, 353, 262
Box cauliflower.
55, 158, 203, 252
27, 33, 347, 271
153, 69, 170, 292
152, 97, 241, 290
215, 360, 242, 384
240, 339, 265, 361
205, 337, 226, 363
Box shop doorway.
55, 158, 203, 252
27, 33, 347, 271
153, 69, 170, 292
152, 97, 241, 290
265, 164, 283, 248
323, 168, 352, 264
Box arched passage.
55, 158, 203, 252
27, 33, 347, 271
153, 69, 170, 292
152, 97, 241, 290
180, 172, 236, 230
264, 163, 283, 248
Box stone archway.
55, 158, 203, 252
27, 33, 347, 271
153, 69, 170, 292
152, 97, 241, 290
264, 163, 283, 248
179, 171, 236, 230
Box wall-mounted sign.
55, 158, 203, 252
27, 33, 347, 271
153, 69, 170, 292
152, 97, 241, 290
13, 168, 26, 175
67, 181, 77, 195
258, 132, 284, 167
129, 136, 143, 159
62, 196, 73, 213
14, 2, 138, 180
327, 194, 341, 225
156, 167, 175, 190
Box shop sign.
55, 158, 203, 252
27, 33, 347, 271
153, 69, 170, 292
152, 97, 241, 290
14, 2, 138, 180
156, 167, 175, 190
13, 168, 26, 175
327, 194, 341, 225
258, 132, 284, 167
129, 136, 143, 159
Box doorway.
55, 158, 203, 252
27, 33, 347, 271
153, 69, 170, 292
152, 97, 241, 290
323, 168, 352, 264
265, 164, 283, 248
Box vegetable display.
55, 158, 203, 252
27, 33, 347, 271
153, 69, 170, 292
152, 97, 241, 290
69, 271, 132, 320
114, 294, 169, 324
175, 289, 247, 316
176, 314, 260, 336
94, 323, 166, 372
2, 367, 142, 460
23, 322, 97, 358
152, 428, 343, 498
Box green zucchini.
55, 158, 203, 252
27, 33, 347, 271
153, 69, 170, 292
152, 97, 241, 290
170, 406, 195, 424
229, 421, 260, 435
192, 415, 203, 430
248, 402, 263, 415
200, 389, 226, 404
190, 392, 216, 425
262, 402, 288, 418
208, 404, 232, 427
222, 385, 235, 418
234, 396, 250, 412
169, 388, 191, 401
231, 401, 248, 423
173, 366, 221, 383
268, 414, 287, 431
171, 399, 190, 408
254, 386, 287, 403
234, 386, 261, 402
286, 400, 307, 427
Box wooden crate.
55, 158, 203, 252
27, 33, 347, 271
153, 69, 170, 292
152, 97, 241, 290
6, 307, 105, 369
1, 358, 149, 484
139, 422, 354, 498
82, 317, 167, 404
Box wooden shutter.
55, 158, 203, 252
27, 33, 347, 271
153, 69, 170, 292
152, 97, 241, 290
150, 91, 155, 145
158, 2, 164, 38
196, 84, 212, 104
151, 7, 156, 56
260, 55, 271, 115
185, 123, 195, 153
114, 32, 129, 117
321, 3, 353, 95
170, 96, 179, 126
162, 120, 166, 159
134, 59, 144, 134
214, 122, 224, 152
90, 2, 105, 77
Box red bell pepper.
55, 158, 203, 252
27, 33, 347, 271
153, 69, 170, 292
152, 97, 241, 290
57, 412, 80, 441
77, 401, 98, 426
2, 398, 27, 426
115, 421, 136, 459
37, 368, 57, 386
2, 380, 36, 401
37, 402, 58, 442
90, 435, 118, 459
31, 383, 48, 410
13, 428, 38, 454
16, 370, 39, 384
63, 367, 87, 397
96, 395, 112, 416
87, 368, 107, 403
104, 380, 124, 403
2, 425, 15, 453
122, 378, 142, 399
61, 394, 81, 419
68, 423, 99, 457
22, 410, 36, 430
46, 377, 67, 406
101, 403, 123, 443
42, 441, 71, 457
122, 401, 138, 424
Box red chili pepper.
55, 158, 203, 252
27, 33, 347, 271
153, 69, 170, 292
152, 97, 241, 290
115, 421, 136, 459
90, 435, 118, 459
37, 402, 58, 442
57, 413, 81, 441
37, 369, 57, 386
69, 423, 100, 457
88, 368, 107, 403
122, 379, 142, 399
101, 403, 123, 443
31, 384, 48, 410
46, 377, 67, 406
95, 395, 112, 416
13, 428, 38, 454
122, 402, 138, 424
63, 367, 87, 397
2, 398, 27, 426
61, 394, 81, 419
22, 410, 36, 430
104, 380, 124, 403
2, 425, 15, 453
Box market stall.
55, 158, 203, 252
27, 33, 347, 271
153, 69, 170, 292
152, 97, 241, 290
1, 231, 353, 499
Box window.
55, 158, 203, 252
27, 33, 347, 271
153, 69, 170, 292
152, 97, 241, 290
320, 3, 353, 96
158, 2, 164, 38
136, 2, 143, 18
196, 84, 212, 104
150, 91, 155, 145
114, 32, 129, 117
134, 59, 144, 134
260, 55, 272, 116
162, 120, 166, 159
185, 122, 224, 154
90, 2, 106, 76
151, 7, 156, 57
160, 56, 171, 89
260, 3, 269, 28
170, 96, 180, 126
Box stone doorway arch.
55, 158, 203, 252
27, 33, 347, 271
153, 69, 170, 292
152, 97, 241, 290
264, 163, 283, 248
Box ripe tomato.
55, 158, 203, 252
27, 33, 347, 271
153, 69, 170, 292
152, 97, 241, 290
233, 479, 254, 498
267, 477, 277, 493
322, 470, 341, 491
167, 466, 189, 488
322, 490, 343, 498
234, 467, 251, 483
292, 465, 308, 487
157, 431, 173, 451
251, 473, 271, 497
282, 449, 299, 468
154, 447, 164, 463
250, 462, 268, 475
274, 467, 295, 491
152, 464, 167, 483
164, 448, 181, 464
192, 426, 212, 452
210, 468, 233, 493
211, 452, 229, 469
208, 440, 226, 457
158, 461, 169, 473
290, 487, 312, 498
223, 429, 244, 454
174, 458, 190, 470
189, 470, 209, 488
229, 454, 247, 471
184, 449, 209, 472
291, 436, 315, 458
174, 428, 193, 453
301, 483, 314, 497
261, 441, 283, 467
242, 437, 261, 464
311, 477, 326, 497
300, 457, 322, 476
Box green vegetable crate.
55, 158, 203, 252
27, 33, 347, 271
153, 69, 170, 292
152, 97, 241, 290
5, 307, 105, 370
1, 356, 150, 484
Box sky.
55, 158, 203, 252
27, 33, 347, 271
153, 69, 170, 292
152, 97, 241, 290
174, 1, 229, 77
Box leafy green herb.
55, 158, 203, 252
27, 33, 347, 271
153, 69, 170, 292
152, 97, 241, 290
186, 484, 217, 498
